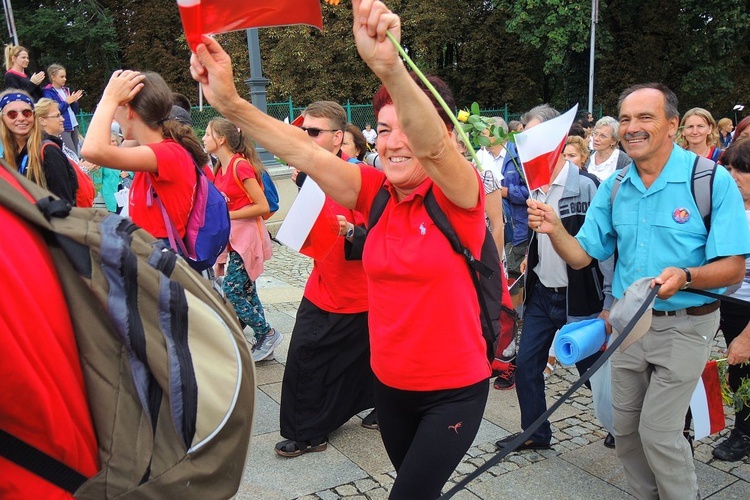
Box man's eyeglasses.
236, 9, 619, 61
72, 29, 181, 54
46, 113, 63, 119
2, 109, 34, 120
301, 126, 338, 138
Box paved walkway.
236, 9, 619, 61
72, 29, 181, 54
234, 241, 750, 500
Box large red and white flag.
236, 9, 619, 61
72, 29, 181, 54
515, 105, 578, 191
177, 0, 323, 51
690, 360, 726, 440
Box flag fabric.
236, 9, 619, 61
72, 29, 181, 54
514, 105, 578, 191
690, 360, 726, 440
177, 0, 324, 51
276, 177, 340, 261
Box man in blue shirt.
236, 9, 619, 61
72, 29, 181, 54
527, 83, 750, 499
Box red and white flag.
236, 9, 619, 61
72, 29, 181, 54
276, 177, 340, 261
177, 0, 323, 51
515, 105, 578, 191
690, 360, 726, 440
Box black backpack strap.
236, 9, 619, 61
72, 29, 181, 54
691, 155, 716, 233
0, 428, 88, 494
367, 185, 391, 230
423, 189, 496, 361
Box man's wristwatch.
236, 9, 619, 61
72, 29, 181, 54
345, 223, 355, 239
680, 267, 692, 290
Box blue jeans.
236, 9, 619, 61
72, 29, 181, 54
516, 282, 568, 443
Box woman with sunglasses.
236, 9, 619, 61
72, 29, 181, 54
81, 71, 205, 247
0, 90, 77, 204
3, 45, 44, 101
203, 117, 279, 362
586, 116, 631, 181
190, 1, 489, 497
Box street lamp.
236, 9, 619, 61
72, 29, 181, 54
587, 0, 599, 115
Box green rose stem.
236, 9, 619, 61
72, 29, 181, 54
385, 31, 485, 172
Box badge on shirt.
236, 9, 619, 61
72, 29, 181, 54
673, 207, 690, 224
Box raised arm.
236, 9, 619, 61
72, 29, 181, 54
352, 0, 477, 208
190, 38, 360, 209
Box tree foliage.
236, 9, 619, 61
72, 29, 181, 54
6, 0, 748, 121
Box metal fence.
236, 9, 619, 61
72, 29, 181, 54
76, 101, 600, 137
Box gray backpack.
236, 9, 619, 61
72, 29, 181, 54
0, 163, 255, 499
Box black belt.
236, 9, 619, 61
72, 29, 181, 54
542, 285, 567, 294
652, 301, 720, 317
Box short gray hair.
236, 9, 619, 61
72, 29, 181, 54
490, 116, 509, 134
595, 116, 620, 142
521, 104, 560, 125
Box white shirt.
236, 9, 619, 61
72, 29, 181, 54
362, 128, 377, 145
532, 162, 571, 288
474, 147, 506, 182
587, 148, 621, 181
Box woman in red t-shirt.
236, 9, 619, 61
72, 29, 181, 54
80, 70, 207, 240
204, 117, 279, 362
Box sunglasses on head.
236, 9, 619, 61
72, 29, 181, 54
301, 126, 338, 138
3, 108, 34, 120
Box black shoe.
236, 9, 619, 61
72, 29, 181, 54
361, 409, 379, 430
683, 430, 695, 457
712, 429, 750, 462
603, 433, 615, 449
495, 432, 551, 451
493, 364, 516, 390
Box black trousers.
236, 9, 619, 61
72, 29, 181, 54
374, 377, 489, 499
721, 300, 750, 434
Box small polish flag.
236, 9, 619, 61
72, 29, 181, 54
176, 0, 323, 51
276, 177, 340, 261
515, 105, 578, 191
690, 360, 726, 440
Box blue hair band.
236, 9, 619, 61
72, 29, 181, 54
0, 92, 34, 111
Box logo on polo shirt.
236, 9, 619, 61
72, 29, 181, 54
419, 222, 426, 235
673, 207, 690, 224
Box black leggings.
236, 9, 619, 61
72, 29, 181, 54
374, 377, 489, 499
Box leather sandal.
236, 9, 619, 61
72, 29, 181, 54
274, 437, 328, 458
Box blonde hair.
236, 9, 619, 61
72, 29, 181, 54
565, 136, 590, 168
717, 117, 732, 132
0, 89, 45, 188
677, 107, 720, 149
46, 63, 65, 81
34, 97, 57, 118
4, 44, 27, 71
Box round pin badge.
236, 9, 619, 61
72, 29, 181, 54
673, 207, 690, 224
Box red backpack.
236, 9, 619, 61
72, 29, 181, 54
41, 140, 94, 208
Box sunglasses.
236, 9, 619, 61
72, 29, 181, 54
3, 108, 34, 120
301, 126, 338, 138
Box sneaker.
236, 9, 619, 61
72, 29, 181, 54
493, 363, 515, 390
252, 328, 282, 362
712, 428, 750, 462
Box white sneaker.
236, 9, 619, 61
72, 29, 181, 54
252, 328, 282, 362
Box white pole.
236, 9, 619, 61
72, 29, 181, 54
588, 0, 598, 114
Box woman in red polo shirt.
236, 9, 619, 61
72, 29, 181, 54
189, 2, 489, 497
81, 70, 207, 241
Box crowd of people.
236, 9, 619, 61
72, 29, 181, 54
2, 1, 750, 498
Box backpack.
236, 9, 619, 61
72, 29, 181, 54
368, 186, 503, 363
149, 162, 230, 272
41, 139, 94, 208
611, 155, 716, 231
231, 156, 279, 220
0, 163, 254, 499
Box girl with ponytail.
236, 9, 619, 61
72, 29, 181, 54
81, 70, 207, 241
203, 117, 279, 362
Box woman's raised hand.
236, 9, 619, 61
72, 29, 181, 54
352, 0, 402, 78
102, 70, 145, 106
190, 36, 239, 110
30, 71, 45, 86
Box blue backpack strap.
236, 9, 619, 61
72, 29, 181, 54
691, 155, 716, 233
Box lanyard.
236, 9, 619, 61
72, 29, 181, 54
19, 155, 28, 175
